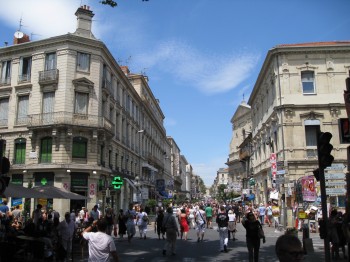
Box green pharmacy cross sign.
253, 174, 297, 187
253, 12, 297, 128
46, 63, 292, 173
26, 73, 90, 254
111, 176, 123, 189
41, 177, 48, 186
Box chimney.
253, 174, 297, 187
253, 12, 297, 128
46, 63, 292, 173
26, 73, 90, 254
120, 66, 130, 76
13, 34, 30, 45
74, 5, 95, 38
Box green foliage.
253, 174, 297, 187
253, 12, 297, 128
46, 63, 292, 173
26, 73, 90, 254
100, 0, 117, 7
162, 199, 172, 208
146, 199, 157, 208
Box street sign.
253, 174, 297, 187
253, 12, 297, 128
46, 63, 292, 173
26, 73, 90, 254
325, 173, 346, 180
326, 188, 346, 195
276, 178, 285, 184
325, 164, 346, 170
326, 181, 347, 186
277, 170, 285, 175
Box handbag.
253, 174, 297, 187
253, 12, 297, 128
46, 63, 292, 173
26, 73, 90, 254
258, 227, 265, 239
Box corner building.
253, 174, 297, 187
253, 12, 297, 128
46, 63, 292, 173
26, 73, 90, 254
0, 6, 168, 215
247, 42, 350, 216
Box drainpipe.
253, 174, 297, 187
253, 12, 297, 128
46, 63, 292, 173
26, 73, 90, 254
276, 54, 287, 228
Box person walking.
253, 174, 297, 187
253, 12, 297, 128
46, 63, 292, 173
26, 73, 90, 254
126, 203, 136, 243
82, 219, 119, 262
90, 205, 100, 221
179, 208, 189, 240
242, 211, 265, 262
205, 203, 213, 229
117, 209, 127, 239
266, 202, 273, 227
162, 207, 179, 256
57, 212, 77, 261
105, 207, 117, 236
136, 207, 148, 239
155, 208, 165, 240
258, 203, 266, 225
195, 205, 207, 242
216, 205, 229, 252
227, 209, 237, 241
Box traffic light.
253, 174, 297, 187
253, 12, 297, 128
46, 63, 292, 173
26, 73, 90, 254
313, 168, 320, 181
317, 132, 334, 169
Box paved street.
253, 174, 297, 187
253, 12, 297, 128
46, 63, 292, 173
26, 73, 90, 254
71, 220, 348, 262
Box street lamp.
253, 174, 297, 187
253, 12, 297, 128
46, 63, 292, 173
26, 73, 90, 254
135, 175, 141, 203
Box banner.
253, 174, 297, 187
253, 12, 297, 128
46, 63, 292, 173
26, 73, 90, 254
301, 176, 316, 202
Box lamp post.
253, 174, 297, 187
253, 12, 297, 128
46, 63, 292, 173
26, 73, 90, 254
135, 175, 141, 203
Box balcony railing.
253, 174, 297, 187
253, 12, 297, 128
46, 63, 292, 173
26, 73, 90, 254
102, 78, 114, 95
38, 69, 59, 85
28, 111, 114, 132
0, 76, 11, 86
0, 119, 8, 127
18, 74, 31, 83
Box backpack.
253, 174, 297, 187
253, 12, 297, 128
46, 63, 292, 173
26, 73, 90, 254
142, 214, 148, 222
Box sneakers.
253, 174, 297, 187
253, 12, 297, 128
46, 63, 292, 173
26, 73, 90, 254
224, 244, 228, 253
162, 250, 166, 256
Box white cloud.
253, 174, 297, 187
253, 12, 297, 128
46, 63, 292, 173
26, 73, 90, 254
192, 157, 226, 187
134, 40, 260, 95
164, 117, 177, 127
0, 0, 82, 39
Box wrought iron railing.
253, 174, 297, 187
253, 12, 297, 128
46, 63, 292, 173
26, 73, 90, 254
28, 111, 114, 132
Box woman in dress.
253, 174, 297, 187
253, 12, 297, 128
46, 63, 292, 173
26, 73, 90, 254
227, 210, 236, 240
117, 209, 127, 239
179, 209, 189, 240
242, 211, 265, 262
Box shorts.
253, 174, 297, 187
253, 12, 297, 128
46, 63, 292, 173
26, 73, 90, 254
127, 223, 136, 236
196, 223, 206, 233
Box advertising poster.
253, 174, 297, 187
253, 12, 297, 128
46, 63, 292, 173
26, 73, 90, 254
301, 176, 316, 202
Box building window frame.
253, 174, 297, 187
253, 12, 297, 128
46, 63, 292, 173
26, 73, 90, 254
301, 70, 316, 94
14, 138, 26, 164
40, 137, 52, 163
77, 52, 91, 73
72, 136, 88, 159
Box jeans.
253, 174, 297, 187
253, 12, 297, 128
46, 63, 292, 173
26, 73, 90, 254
259, 215, 265, 225
218, 227, 228, 251
246, 236, 260, 262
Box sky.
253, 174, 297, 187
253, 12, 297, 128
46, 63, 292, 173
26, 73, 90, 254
0, 0, 349, 186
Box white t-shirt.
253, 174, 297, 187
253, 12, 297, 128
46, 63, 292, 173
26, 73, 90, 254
83, 231, 116, 262
195, 210, 206, 224
228, 213, 236, 222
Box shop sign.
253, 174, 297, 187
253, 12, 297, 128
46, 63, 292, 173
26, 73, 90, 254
89, 183, 96, 198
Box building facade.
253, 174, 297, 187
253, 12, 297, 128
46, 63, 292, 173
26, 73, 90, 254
246, 42, 349, 216
0, 6, 176, 215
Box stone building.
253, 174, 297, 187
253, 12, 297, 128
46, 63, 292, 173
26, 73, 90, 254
247, 41, 349, 212
0, 6, 170, 215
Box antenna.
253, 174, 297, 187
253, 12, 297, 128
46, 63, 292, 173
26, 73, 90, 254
14, 16, 24, 39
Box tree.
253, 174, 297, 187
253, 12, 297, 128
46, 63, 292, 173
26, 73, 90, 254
197, 177, 206, 196
99, 0, 149, 7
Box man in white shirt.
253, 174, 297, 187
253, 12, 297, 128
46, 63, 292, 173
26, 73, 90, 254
82, 219, 119, 262
57, 212, 77, 260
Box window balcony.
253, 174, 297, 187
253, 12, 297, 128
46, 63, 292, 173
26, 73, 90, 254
0, 76, 11, 86
18, 74, 31, 84
28, 111, 114, 133
38, 69, 59, 85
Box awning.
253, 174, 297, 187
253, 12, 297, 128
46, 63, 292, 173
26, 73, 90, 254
142, 162, 158, 172
32, 186, 87, 200
159, 190, 171, 199
124, 178, 138, 191
2, 184, 49, 198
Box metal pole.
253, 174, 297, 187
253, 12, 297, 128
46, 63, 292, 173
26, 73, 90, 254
319, 167, 331, 262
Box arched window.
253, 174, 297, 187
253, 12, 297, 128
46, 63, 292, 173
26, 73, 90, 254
40, 137, 52, 163
14, 138, 26, 164
72, 136, 88, 158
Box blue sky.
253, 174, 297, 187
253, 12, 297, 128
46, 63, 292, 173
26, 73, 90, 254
0, 0, 349, 186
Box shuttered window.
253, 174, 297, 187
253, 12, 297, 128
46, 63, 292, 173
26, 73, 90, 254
14, 138, 26, 164
17, 95, 29, 124
75, 92, 88, 115
72, 137, 87, 158
0, 97, 9, 126
40, 137, 52, 163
